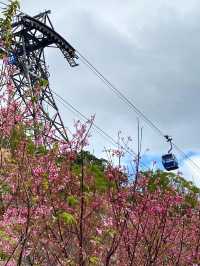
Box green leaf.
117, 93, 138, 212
0, 183, 11, 194
191, 186, 200, 194
106, 229, 117, 238
39, 79, 49, 87
91, 236, 102, 245
89, 256, 100, 265
42, 178, 49, 191
59, 212, 76, 225
27, 141, 35, 155
72, 164, 81, 176
0, 229, 11, 241
67, 195, 79, 207
0, 0, 20, 48
89, 164, 109, 191
185, 194, 198, 208
36, 145, 48, 155
148, 182, 157, 192
0, 250, 8, 260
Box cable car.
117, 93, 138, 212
162, 135, 179, 171
8, 53, 17, 65
162, 153, 178, 171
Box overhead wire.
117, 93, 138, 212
0, 1, 199, 173
52, 90, 149, 170
77, 52, 165, 137
76, 51, 200, 174
0, 1, 149, 171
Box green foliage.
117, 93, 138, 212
147, 171, 173, 192
0, 182, 11, 195
67, 195, 79, 207
171, 175, 194, 192
42, 177, 49, 191
8, 125, 47, 156
0, 229, 10, 241
26, 138, 47, 156
190, 185, 200, 194
90, 235, 102, 245
65, 259, 76, 266
72, 152, 112, 192
72, 164, 81, 176
35, 145, 48, 155
9, 124, 25, 151
0, 229, 15, 245
146, 170, 200, 197
106, 228, 117, 238
26, 140, 35, 155
147, 181, 157, 192
59, 212, 76, 225
56, 155, 65, 165
184, 194, 198, 208
39, 79, 49, 87
0, 251, 8, 260
75, 150, 107, 171
89, 256, 100, 265
0, 0, 20, 48
89, 164, 109, 191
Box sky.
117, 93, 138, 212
5, 0, 200, 184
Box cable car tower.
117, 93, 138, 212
1, 10, 79, 143
0, 8, 180, 171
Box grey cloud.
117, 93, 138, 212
14, 0, 200, 156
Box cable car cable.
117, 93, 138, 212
52, 90, 149, 170
1, 2, 199, 173
76, 51, 200, 173
78, 52, 165, 138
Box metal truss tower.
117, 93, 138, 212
4, 10, 79, 143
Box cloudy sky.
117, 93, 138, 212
6, 0, 200, 184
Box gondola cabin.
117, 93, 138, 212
8, 53, 17, 65
162, 153, 178, 171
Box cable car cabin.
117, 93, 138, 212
162, 153, 178, 171
8, 54, 17, 65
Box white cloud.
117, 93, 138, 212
180, 155, 200, 187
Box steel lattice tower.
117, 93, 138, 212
3, 10, 79, 143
